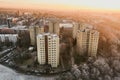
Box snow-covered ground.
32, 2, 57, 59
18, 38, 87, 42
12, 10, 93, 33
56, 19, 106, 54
0, 65, 56, 80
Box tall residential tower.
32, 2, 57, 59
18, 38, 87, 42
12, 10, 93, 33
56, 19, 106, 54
76, 24, 99, 57
29, 26, 44, 46
37, 33, 59, 67
48, 22, 60, 35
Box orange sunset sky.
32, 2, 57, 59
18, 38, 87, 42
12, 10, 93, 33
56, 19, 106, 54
0, 0, 120, 11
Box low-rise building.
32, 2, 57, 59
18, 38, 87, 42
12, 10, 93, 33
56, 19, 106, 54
0, 34, 18, 43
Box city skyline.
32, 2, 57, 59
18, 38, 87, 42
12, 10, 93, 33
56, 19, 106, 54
0, 0, 120, 12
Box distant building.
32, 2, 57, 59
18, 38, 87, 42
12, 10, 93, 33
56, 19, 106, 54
0, 34, 18, 43
48, 21, 60, 35
73, 23, 93, 39
88, 30, 99, 56
37, 33, 59, 67
29, 26, 44, 46
44, 25, 49, 33
73, 23, 79, 39
76, 25, 99, 57
7, 18, 12, 28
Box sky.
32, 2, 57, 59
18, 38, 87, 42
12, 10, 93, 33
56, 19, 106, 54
0, 0, 120, 11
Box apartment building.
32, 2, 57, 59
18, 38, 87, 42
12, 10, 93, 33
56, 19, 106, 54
77, 25, 99, 57
29, 26, 44, 45
37, 33, 59, 67
48, 21, 60, 35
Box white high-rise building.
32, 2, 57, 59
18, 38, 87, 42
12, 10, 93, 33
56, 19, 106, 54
37, 33, 59, 67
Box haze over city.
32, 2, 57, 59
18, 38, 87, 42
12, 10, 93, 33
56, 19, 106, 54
0, 0, 120, 80
0, 0, 120, 12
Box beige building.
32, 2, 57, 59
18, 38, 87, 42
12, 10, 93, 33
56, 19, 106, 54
77, 26, 99, 57
77, 29, 90, 56
73, 23, 87, 39
48, 21, 60, 35
73, 23, 79, 39
29, 26, 44, 45
88, 30, 99, 57
37, 33, 59, 67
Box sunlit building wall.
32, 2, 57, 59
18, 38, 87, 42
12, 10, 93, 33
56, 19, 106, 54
48, 22, 60, 35
77, 29, 90, 56
88, 30, 99, 57
37, 33, 59, 67
73, 23, 79, 39
77, 26, 99, 57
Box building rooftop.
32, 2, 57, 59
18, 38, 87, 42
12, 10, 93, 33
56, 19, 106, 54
59, 23, 73, 28
37, 33, 59, 38
11, 25, 27, 30
90, 30, 99, 35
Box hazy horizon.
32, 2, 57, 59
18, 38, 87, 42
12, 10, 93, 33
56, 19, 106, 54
0, 0, 120, 12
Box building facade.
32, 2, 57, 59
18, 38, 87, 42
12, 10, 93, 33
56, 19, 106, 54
0, 34, 18, 43
48, 21, 60, 35
88, 30, 99, 56
77, 26, 99, 57
7, 18, 12, 28
29, 26, 44, 46
73, 23, 79, 39
73, 23, 92, 39
37, 33, 59, 67
77, 29, 90, 56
